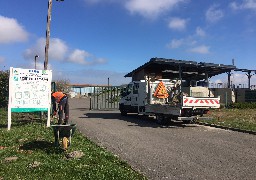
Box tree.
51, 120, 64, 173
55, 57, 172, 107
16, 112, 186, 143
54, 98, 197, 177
0, 70, 9, 108
54, 79, 71, 93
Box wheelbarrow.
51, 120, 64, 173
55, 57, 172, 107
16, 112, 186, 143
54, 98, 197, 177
51, 124, 77, 149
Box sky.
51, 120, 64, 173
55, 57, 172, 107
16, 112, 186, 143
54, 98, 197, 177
1, 0, 256, 87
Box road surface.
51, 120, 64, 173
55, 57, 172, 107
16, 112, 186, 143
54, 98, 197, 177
69, 98, 256, 180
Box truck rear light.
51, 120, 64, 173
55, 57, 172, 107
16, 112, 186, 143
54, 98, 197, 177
181, 109, 185, 115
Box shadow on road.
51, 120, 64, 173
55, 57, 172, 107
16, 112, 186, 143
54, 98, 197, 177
79, 111, 198, 129
70, 108, 90, 111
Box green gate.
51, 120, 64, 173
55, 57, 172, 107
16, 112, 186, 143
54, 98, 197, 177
89, 86, 122, 110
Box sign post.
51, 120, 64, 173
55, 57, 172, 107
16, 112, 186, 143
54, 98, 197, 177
8, 67, 52, 130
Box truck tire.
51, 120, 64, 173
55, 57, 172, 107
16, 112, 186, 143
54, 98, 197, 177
119, 104, 127, 116
156, 114, 167, 125
120, 110, 127, 116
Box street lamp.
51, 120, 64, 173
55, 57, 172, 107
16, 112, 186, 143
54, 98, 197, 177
44, 0, 64, 70
35, 55, 39, 69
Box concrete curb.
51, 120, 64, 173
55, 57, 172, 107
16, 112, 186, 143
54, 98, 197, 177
197, 122, 256, 135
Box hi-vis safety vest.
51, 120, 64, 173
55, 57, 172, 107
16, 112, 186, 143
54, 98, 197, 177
52, 92, 66, 103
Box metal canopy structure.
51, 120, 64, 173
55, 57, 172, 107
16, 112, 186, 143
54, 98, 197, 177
125, 58, 237, 81
234, 69, 256, 88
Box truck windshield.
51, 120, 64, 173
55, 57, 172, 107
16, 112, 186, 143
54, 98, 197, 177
126, 84, 133, 95
133, 83, 139, 94
120, 84, 133, 97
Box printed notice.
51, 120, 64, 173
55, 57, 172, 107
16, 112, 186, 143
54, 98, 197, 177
9, 68, 52, 112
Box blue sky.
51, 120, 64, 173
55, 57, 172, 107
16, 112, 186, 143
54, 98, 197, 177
1, 0, 256, 86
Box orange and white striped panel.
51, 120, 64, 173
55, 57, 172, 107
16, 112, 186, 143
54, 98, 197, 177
183, 97, 220, 107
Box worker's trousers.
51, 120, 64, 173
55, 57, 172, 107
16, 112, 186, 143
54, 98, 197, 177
58, 97, 69, 124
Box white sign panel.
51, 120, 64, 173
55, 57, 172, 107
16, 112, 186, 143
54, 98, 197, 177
8, 67, 52, 129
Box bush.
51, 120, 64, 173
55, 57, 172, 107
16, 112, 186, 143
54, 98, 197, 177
0, 70, 9, 108
228, 102, 256, 109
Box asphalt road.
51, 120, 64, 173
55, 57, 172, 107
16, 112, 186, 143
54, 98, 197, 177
69, 98, 256, 180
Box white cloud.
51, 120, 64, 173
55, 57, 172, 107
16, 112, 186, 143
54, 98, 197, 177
34, 62, 45, 70
167, 36, 197, 49
49, 38, 68, 60
84, 0, 186, 19
68, 49, 91, 64
0, 15, 28, 44
232, 73, 248, 85
168, 17, 187, 30
125, 0, 185, 19
196, 27, 206, 37
24, 37, 107, 67
214, 79, 224, 84
230, 0, 256, 10
23, 37, 68, 61
230, 2, 239, 10
68, 49, 107, 65
188, 45, 210, 54
167, 38, 184, 48
206, 4, 224, 23
30, 61, 49, 70
210, 72, 256, 88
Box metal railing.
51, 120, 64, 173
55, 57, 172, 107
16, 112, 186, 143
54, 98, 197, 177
89, 86, 122, 110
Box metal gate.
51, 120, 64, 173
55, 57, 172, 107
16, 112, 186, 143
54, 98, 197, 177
89, 86, 122, 110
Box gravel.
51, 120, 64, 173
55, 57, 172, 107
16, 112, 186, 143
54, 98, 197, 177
69, 98, 256, 180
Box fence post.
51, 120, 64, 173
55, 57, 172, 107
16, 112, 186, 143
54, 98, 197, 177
225, 91, 228, 107
89, 96, 92, 110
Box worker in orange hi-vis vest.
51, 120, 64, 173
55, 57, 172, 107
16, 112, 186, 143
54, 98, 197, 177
51, 91, 69, 125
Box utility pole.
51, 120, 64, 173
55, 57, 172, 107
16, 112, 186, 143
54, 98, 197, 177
44, 0, 64, 70
44, 0, 52, 70
44, 0, 63, 124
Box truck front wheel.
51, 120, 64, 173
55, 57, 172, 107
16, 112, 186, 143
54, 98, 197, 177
120, 110, 127, 116
119, 103, 127, 116
156, 114, 167, 125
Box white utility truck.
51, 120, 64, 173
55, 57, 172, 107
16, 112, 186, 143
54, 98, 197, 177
119, 78, 220, 124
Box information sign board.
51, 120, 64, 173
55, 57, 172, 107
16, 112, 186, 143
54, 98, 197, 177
8, 67, 52, 129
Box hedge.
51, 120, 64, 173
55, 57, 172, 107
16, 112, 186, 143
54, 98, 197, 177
0, 70, 9, 108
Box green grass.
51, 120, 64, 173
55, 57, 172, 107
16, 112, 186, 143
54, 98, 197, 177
202, 108, 256, 131
0, 109, 146, 180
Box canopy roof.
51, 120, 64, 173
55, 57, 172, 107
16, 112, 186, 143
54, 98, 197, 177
125, 58, 237, 81
234, 69, 256, 73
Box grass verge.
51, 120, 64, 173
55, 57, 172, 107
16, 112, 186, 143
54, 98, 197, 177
202, 108, 256, 132
0, 109, 146, 180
